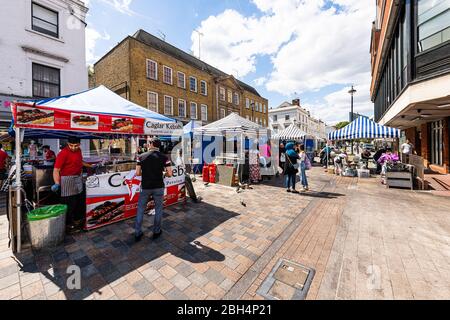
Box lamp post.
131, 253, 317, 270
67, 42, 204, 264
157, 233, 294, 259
348, 85, 357, 154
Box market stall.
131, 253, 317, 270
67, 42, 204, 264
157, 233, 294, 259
9, 86, 184, 251
327, 117, 401, 177
272, 124, 317, 160
193, 113, 273, 185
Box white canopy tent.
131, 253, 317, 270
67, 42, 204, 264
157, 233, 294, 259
194, 112, 262, 135
272, 124, 308, 140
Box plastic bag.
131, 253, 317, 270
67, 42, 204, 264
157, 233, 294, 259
27, 205, 67, 222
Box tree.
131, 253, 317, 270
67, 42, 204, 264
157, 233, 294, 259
335, 121, 350, 129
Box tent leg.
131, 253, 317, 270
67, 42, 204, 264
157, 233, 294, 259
15, 127, 22, 253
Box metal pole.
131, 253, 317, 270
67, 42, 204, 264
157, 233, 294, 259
15, 126, 22, 253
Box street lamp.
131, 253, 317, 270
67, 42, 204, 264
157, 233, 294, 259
348, 85, 356, 122
348, 85, 357, 154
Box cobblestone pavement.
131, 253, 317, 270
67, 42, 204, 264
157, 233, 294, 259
1, 168, 449, 300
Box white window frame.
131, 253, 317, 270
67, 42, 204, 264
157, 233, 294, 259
190, 102, 198, 120
246, 98, 250, 109
163, 65, 173, 85
219, 87, 226, 101
233, 92, 239, 105
220, 108, 226, 119
227, 90, 233, 103
178, 99, 186, 118
200, 80, 208, 96
146, 59, 158, 80
177, 71, 186, 89
164, 95, 173, 115
147, 91, 158, 112
263, 104, 266, 113
189, 76, 197, 92
200, 104, 208, 121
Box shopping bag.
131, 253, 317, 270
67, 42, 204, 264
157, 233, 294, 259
305, 155, 312, 170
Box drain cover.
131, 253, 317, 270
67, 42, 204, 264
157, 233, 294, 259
257, 259, 315, 300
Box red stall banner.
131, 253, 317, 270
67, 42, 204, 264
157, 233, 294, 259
11, 103, 145, 135
84, 167, 186, 231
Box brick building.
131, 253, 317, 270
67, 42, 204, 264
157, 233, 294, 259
370, 0, 450, 173
91, 29, 269, 127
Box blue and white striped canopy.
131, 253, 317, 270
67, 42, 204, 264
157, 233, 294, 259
328, 117, 400, 141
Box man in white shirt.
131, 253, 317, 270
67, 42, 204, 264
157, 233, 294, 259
400, 139, 414, 163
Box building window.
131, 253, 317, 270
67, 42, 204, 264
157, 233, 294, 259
190, 102, 197, 119
32, 63, 60, 98
285, 115, 290, 120
147, 91, 158, 112
233, 92, 239, 105
163, 66, 172, 84
189, 76, 197, 92
178, 99, 186, 118
263, 104, 266, 113
201, 104, 208, 121
227, 90, 233, 103
273, 115, 277, 121
200, 80, 207, 95
164, 96, 173, 115
219, 87, 226, 101
146, 59, 158, 80
418, 0, 450, 52
246, 98, 250, 109
220, 108, 226, 119
32, 2, 58, 38
431, 120, 444, 166
177, 72, 186, 88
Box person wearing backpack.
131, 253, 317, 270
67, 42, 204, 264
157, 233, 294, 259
284, 142, 299, 193
299, 144, 310, 191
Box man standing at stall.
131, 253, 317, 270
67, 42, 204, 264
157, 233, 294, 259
0, 143, 10, 181
42, 145, 56, 166
134, 138, 172, 242
52, 137, 94, 233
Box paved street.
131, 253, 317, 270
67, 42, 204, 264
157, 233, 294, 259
1, 168, 449, 300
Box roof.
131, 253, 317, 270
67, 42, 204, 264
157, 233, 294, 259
328, 117, 400, 141
195, 112, 262, 134
272, 124, 307, 140
33, 85, 175, 122
132, 30, 262, 98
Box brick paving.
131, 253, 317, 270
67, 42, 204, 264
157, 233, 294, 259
1, 168, 450, 300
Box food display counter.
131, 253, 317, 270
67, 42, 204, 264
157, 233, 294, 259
84, 163, 186, 230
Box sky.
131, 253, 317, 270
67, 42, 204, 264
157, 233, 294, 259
83, 0, 376, 126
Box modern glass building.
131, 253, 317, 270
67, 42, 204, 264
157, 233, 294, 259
370, 0, 450, 173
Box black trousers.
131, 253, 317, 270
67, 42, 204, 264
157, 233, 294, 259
61, 191, 85, 226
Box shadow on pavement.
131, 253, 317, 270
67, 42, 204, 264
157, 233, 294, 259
10, 199, 238, 300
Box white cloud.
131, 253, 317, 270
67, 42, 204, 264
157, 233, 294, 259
192, 0, 375, 123
306, 79, 374, 125
254, 77, 267, 86
98, 0, 134, 15
85, 27, 110, 65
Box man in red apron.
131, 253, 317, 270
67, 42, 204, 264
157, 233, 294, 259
52, 137, 93, 233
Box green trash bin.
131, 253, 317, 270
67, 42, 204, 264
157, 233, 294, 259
27, 205, 67, 250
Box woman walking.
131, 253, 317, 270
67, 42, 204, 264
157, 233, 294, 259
298, 144, 309, 191
284, 142, 299, 193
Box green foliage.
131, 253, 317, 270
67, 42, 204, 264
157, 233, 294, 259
335, 121, 350, 129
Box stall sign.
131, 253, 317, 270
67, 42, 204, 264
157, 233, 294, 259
11, 103, 145, 135
144, 119, 183, 136
84, 167, 186, 230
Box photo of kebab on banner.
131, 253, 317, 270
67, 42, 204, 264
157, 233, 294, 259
71, 113, 99, 129
112, 117, 134, 132
86, 199, 125, 227
17, 106, 54, 126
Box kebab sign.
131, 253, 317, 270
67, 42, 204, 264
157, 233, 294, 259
11, 103, 145, 134
84, 167, 186, 230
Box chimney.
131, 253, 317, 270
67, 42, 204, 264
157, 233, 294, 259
292, 99, 300, 106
